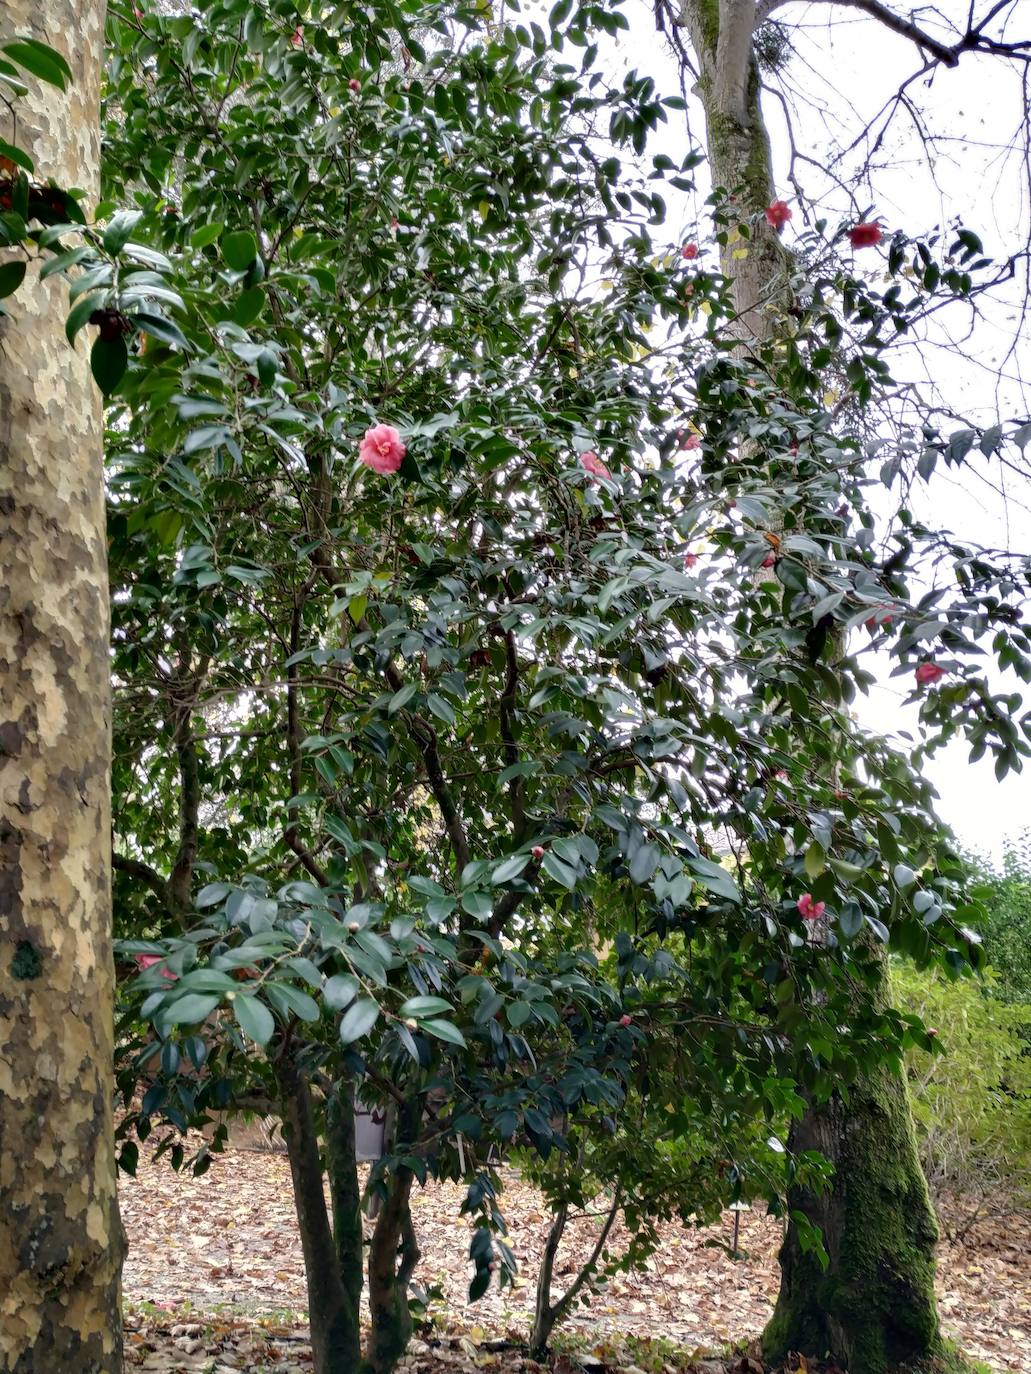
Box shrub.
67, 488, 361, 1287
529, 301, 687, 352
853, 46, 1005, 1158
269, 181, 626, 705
892, 961, 1031, 1216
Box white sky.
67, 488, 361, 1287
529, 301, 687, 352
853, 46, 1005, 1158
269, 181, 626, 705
590, 1, 1031, 862
511, 0, 1031, 857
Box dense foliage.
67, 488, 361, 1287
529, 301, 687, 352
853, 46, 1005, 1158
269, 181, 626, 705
6, 1, 1030, 1370
895, 962, 1031, 1214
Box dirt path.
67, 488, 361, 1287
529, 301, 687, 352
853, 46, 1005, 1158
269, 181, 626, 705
119, 1143, 1031, 1372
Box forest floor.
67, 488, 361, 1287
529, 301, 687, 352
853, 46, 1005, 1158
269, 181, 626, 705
119, 1141, 1031, 1374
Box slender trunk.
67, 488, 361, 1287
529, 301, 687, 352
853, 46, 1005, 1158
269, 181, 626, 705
530, 1188, 622, 1357
530, 1203, 568, 1358
0, 2, 124, 1370
325, 1081, 365, 1322
364, 1169, 419, 1374
676, 7, 944, 1369
281, 1061, 362, 1374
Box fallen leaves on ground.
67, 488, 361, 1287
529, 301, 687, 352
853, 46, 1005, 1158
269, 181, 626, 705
119, 1141, 1031, 1372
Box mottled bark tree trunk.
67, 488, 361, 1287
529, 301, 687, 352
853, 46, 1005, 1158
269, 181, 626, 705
676, 6, 944, 1370
0, 3, 124, 1371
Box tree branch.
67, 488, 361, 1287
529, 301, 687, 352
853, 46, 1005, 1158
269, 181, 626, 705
112, 852, 171, 912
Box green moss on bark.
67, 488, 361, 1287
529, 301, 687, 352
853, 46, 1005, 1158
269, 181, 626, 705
764, 1066, 943, 1374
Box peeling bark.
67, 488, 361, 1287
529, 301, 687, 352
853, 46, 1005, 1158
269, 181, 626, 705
0, 3, 124, 1370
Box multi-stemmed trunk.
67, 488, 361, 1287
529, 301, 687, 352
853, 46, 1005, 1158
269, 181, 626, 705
281, 1064, 420, 1374
0, 2, 124, 1369
675, 5, 943, 1369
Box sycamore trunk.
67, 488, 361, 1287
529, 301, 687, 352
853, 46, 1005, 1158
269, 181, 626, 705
0, 2, 124, 1370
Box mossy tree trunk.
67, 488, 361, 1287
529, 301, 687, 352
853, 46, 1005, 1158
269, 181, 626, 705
675, 6, 944, 1370
764, 1061, 941, 1373
0, 1, 124, 1369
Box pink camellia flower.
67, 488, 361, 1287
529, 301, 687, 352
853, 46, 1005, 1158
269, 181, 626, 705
865, 604, 893, 631
579, 450, 611, 481
682, 433, 701, 451
390, 215, 399, 229
531, 845, 545, 859
761, 553, 776, 569
681, 242, 699, 260
359, 423, 406, 474
290, 26, 302, 45
765, 200, 792, 231
134, 953, 177, 981
797, 893, 826, 922
349, 77, 361, 92
848, 221, 883, 249
684, 552, 698, 569
915, 661, 945, 687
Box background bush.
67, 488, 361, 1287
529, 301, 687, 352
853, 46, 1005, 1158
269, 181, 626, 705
893, 959, 1031, 1219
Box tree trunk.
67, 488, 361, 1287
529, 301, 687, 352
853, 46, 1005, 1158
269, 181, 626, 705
325, 1082, 365, 1324
676, 6, 944, 1369
530, 1203, 568, 1359
281, 1062, 362, 1374
363, 1168, 419, 1374
764, 1065, 941, 1374
678, 0, 790, 339
0, 3, 124, 1370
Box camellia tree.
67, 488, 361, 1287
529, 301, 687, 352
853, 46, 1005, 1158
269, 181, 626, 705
31, 0, 1028, 1370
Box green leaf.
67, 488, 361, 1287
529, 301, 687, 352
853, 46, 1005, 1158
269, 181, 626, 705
388, 682, 418, 713
222, 229, 258, 270
339, 997, 380, 1044
0, 260, 26, 299
399, 995, 453, 1017
492, 854, 530, 885
804, 843, 826, 879
231, 286, 265, 328
265, 981, 320, 1023
421, 1018, 467, 1048
0, 137, 33, 172
197, 882, 231, 908
132, 311, 189, 349
65, 292, 101, 344
2, 39, 72, 90
190, 222, 223, 249
324, 973, 359, 1010
541, 851, 578, 889
103, 210, 143, 256
426, 692, 455, 725
40, 245, 90, 280
893, 864, 916, 890
90, 334, 128, 396
162, 992, 220, 1025
234, 994, 275, 1046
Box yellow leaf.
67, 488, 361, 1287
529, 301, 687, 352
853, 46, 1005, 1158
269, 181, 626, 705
823, 389, 839, 407
732, 247, 749, 259
600, 279, 613, 291
478, 200, 490, 222
700, 300, 712, 315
